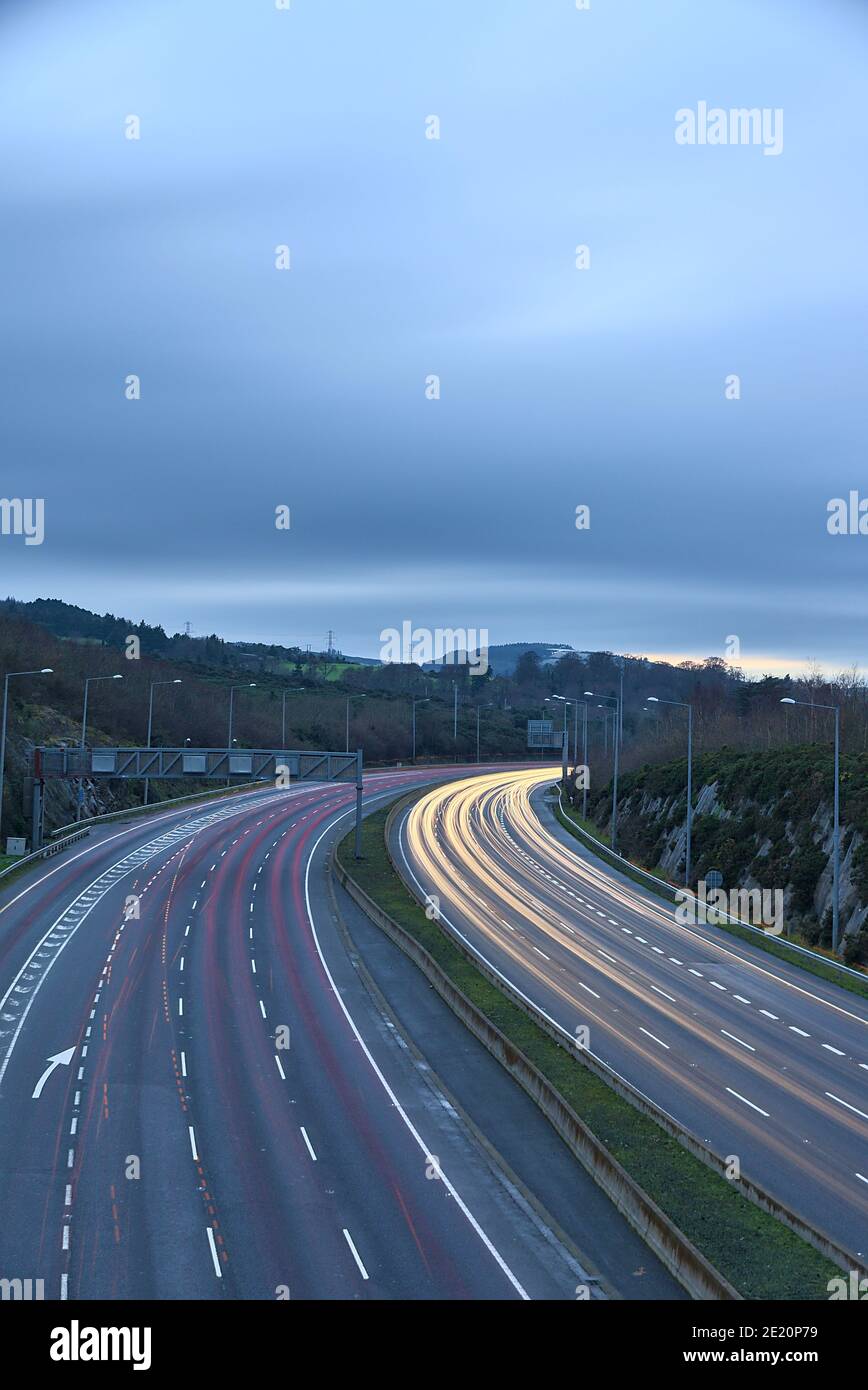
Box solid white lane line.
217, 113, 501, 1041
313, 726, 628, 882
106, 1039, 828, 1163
651, 984, 676, 1003
726, 1087, 769, 1117
311, 799, 532, 1301
639, 1027, 670, 1050
343, 1228, 369, 1280
300, 1126, 317, 1161
206, 1227, 222, 1278
721, 1029, 755, 1052
826, 1092, 868, 1121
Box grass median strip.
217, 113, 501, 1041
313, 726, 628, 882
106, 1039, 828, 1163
338, 801, 841, 1300
552, 793, 868, 1003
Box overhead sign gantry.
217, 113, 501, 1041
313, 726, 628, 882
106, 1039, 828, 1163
30, 746, 364, 853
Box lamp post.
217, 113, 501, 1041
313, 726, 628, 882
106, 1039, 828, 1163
453, 681, 458, 741
648, 695, 693, 885
78, 674, 123, 821
546, 695, 572, 786
412, 697, 429, 763
586, 690, 620, 853
281, 687, 304, 748
346, 694, 366, 753
546, 695, 573, 751
597, 705, 610, 755
476, 703, 494, 763
227, 684, 256, 782
781, 697, 840, 951
145, 679, 181, 805
0, 667, 53, 843
575, 699, 589, 818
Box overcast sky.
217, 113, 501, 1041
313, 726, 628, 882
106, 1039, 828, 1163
1, 0, 866, 674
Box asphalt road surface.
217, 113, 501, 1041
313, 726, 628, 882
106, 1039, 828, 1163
393, 767, 868, 1269
0, 766, 661, 1301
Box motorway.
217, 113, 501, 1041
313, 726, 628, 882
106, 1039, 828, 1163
0, 766, 657, 1302
393, 767, 868, 1268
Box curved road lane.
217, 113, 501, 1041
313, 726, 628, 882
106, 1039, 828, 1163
394, 767, 868, 1269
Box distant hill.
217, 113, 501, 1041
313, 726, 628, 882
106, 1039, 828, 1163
423, 642, 580, 676
484, 643, 580, 675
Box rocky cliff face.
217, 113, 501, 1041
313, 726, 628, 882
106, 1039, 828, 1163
578, 747, 868, 964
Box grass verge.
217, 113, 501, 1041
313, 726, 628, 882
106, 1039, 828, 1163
338, 801, 843, 1300
551, 791, 868, 1002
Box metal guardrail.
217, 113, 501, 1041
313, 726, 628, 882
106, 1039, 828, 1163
0, 827, 91, 883
555, 787, 867, 983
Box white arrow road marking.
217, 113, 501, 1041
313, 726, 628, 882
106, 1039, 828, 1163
32, 1047, 75, 1099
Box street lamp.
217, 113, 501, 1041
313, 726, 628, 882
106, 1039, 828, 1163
476, 703, 494, 763
346, 693, 366, 754
411, 698, 429, 763
546, 695, 573, 786
648, 696, 693, 885
573, 698, 590, 818
596, 705, 611, 755
144, 679, 182, 805
585, 690, 620, 853
227, 684, 256, 782
781, 697, 840, 951
78, 673, 123, 821
281, 688, 304, 748
0, 667, 53, 843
